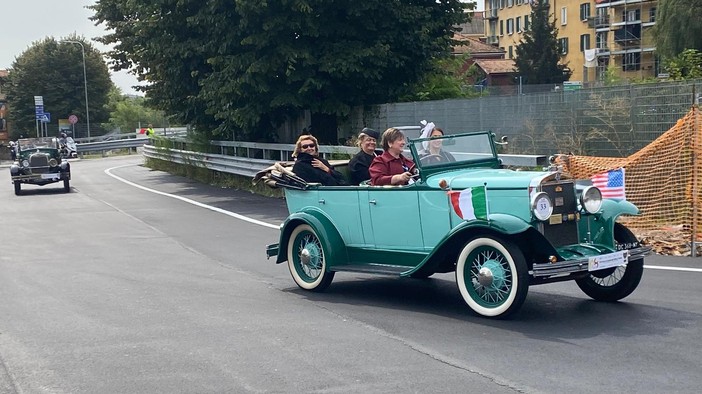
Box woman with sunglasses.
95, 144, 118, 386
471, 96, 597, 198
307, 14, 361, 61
369, 128, 416, 186
291, 134, 347, 186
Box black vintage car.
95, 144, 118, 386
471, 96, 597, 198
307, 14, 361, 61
10, 137, 71, 195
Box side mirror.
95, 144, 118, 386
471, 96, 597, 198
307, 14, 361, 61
494, 135, 508, 145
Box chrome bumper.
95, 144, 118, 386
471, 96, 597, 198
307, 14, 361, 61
531, 246, 653, 277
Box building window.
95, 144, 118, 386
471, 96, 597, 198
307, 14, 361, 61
559, 37, 569, 55
580, 3, 591, 21
507, 18, 514, 35
580, 34, 591, 51
516, 16, 522, 33
624, 9, 641, 22
524, 15, 529, 31
623, 52, 641, 71
507, 0, 514, 7
516, 0, 523, 5
561, 7, 567, 25
649, 7, 657, 23
596, 32, 608, 50
500, 20, 504, 36
509, 46, 513, 58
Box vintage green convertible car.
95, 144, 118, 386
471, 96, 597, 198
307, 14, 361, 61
265, 130, 651, 318
10, 137, 71, 195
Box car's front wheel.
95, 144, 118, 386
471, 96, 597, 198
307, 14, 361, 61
576, 223, 644, 302
456, 236, 529, 318
13, 181, 21, 195
287, 224, 334, 292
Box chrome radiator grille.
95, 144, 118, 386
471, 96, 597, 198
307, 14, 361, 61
29, 153, 50, 173
541, 181, 580, 247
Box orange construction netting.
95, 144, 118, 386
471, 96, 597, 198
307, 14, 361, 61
555, 106, 702, 254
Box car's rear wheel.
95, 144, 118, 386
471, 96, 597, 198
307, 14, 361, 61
13, 181, 21, 195
456, 236, 529, 318
63, 178, 70, 192
287, 224, 334, 292
576, 223, 644, 302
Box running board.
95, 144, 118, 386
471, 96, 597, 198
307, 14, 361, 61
331, 264, 410, 276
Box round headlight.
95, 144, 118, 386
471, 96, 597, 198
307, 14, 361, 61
531, 192, 553, 221
49, 158, 58, 167
580, 186, 603, 214
22, 160, 29, 167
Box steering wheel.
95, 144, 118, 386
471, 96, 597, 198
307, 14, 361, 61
420, 154, 444, 164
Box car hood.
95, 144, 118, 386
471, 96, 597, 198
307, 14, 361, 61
424, 168, 552, 189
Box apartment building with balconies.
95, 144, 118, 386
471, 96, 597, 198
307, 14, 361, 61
484, 0, 602, 85
592, 0, 658, 81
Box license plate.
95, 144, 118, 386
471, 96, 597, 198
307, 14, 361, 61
588, 250, 628, 271
40, 173, 59, 180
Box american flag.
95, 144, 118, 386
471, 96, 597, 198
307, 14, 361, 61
591, 168, 626, 200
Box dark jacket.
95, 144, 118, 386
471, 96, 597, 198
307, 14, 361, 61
348, 150, 379, 185
292, 152, 347, 186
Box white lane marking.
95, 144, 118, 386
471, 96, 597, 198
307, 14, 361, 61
644, 265, 702, 273
106, 165, 702, 273
105, 164, 279, 230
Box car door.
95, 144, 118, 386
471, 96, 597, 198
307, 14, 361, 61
362, 187, 424, 251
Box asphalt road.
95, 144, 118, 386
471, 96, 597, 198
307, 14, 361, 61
1, 156, 701, 393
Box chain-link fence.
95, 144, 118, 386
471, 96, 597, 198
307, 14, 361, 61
352, 79, 701, 157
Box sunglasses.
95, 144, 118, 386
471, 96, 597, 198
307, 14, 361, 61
301, 143, 316, 149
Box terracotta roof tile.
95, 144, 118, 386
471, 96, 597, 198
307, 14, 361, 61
453, 35, 504, 56
473, 59, 517, 74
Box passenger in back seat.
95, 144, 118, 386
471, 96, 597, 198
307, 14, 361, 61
348, 128, 380, 185
292, 134, 347, 186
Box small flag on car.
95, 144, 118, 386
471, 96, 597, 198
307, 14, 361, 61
591, 168, 626, 200
449, 186, 487, 220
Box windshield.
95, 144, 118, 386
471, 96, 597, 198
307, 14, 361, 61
409, 131, 497, 170
18, 137, 57, 150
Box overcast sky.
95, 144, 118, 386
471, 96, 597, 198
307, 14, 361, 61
2, 1, 483, 97
1, 0, 142, 95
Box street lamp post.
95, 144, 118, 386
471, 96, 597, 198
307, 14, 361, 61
62, 40, 90, 141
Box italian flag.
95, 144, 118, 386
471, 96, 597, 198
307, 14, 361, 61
449, 187, 487, 220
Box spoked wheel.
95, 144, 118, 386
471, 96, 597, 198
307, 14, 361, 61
456, 236, 529, 318
13, 181, 21, 195
576, 223, 644, 302
287, 224, 334, 292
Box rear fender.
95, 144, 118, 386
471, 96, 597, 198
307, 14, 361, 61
275, 209, 348, 267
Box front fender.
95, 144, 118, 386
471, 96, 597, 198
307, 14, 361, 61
583, 199, 641, 246
275, 209, 348, 267
404, 213, 542, 277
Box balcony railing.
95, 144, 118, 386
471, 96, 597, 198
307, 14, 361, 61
486, 35, 499, 45
588, 15, 610, 28
485, 9, 498, 20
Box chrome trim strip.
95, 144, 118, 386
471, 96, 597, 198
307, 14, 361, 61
531, 246, 652, 277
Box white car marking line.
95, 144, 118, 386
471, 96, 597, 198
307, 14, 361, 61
105, 164, 279, 230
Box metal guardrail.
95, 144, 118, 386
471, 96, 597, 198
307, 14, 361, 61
142, 143, 547, 178
77, 138, 148, 154
142, 145, 276, 178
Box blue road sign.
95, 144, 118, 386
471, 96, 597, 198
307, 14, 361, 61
39, 112, 50, 123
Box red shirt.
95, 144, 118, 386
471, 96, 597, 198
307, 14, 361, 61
369, 151, 415, 186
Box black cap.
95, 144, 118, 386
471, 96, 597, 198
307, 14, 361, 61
361, 127, 379, 140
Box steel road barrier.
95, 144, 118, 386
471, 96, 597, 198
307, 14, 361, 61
142, 143, 546, 178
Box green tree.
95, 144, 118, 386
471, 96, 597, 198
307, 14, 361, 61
514, 1, 571, 85
4, 36, 113, 139
654, 0, 702, 58
89, 0, 471, 143
104, 87, 169, 133
400, 53, 483, 101
663, 49, 702, 80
